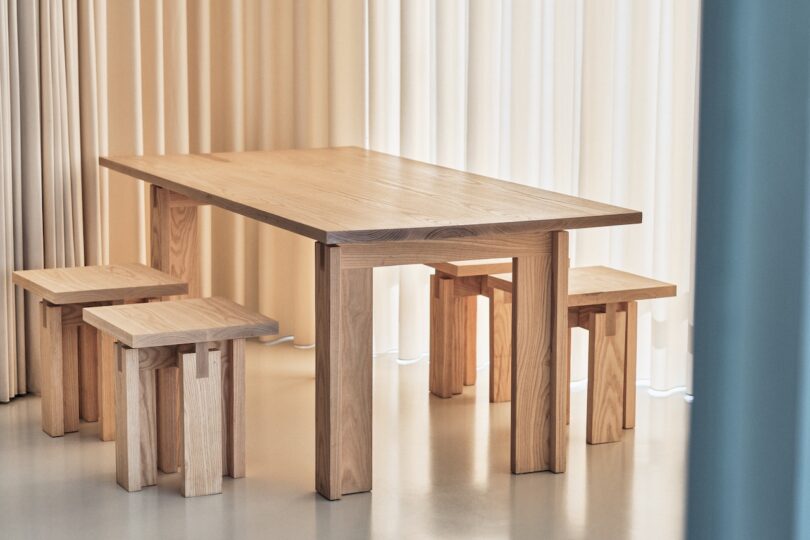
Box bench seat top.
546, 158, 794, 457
487, 265, 676, 307
12, 263, 188, 305
83, 296, 278, 348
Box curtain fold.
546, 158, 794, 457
368, 0, 700, 392
2, 0, 698, 399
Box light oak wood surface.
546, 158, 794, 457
430, 259, 513, 277
180, 349, 223, 497
116, 344, 142, 491
83, 297, 278, 348
40, 303, 64, 437
488, 265, 676, 307
151, 186, 201, 298
100, 147, 640, 244
97, 331, 117, 441
79, 325, 99, 422
587, 310, 626, 444
12, 263, 187, 305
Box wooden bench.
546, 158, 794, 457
83, 297, 278, 497
12, 264, 187, 440
429, 261, 676, 444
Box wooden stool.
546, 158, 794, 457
428, 262, 676, 444
83, 297, 278, 497
12, 264, 187, 439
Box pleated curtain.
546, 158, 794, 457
0, 0, 365, 400
368, 0, 701, 393
100, 0, 365, 346
1, 0, 699, 401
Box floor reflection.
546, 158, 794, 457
0, 342, 688, 540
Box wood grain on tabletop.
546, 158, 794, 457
100, 147, 641, 244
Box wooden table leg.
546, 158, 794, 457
150, 185, 201, 298
315, 243, 373, 500
511, 231, 568, 474
151, 185, 200, 472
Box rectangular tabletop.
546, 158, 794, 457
100, 147, 640, 244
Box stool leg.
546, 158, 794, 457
180, 346, 222, 497
623, 301, 638, 429
156, 367, 180, 473
489, 288, 512, 403
79, 324, 99, 422
97, 331, 117, 441
566, 327, 572, 425
462, 296, 477, 387
139, 369, 158, 487
62, 325, 80, 433
586, 309, 627, 444
429, 275, 464, 398
40, 303, 64, 437
224, 338, 246, 478
115, 344, 142, 491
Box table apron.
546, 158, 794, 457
337, 231, 553, 269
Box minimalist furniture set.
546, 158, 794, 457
428, 260, 675, 444
10, 146, 674, 500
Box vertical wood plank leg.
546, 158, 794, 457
151, 185, 201, 298
156, 367, 180, 473
40, 303, 64, 437
116, 344, 142, 491
139, 369, 158, 486
62, 325, 80, 433
489, 288, 512, 403
79, 324, 99, 422
180, 348, 223, 497
623, 301, 638, 429
511, 230, 567, 474
340, 265, 373, 495
315, 243, 374, 499
316, 243, 342, 500
429, 275, 463, 398
462, 296, 477, 386
97, 331, 117, 441
586, 310, 626, 444
225, 338, 246, 478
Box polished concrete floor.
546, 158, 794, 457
0, 341, 689, 539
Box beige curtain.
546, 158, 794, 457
2, 0, 90, 401
1, 0, 365, 399
368, 0, 701, 393
95, 0, 365, 347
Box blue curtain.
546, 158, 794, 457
688, 1, 810, 539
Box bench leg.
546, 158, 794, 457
40, 303, 64, 437
139, 369, 158, 487
97, 331, 116, 441
586, 308, 626, 444
156, 367, 180, 473
116, 344, 142, 491
489, 288, 512, 403
224, 338, 246, 478
623, 301, 638, 429
62, 325, 80, 434
429, 275, 464, 398
79, 324, 99, 422
180, 347, 223, 497
462, 297, 477, 386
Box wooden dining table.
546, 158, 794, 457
100, 146, 640, 500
